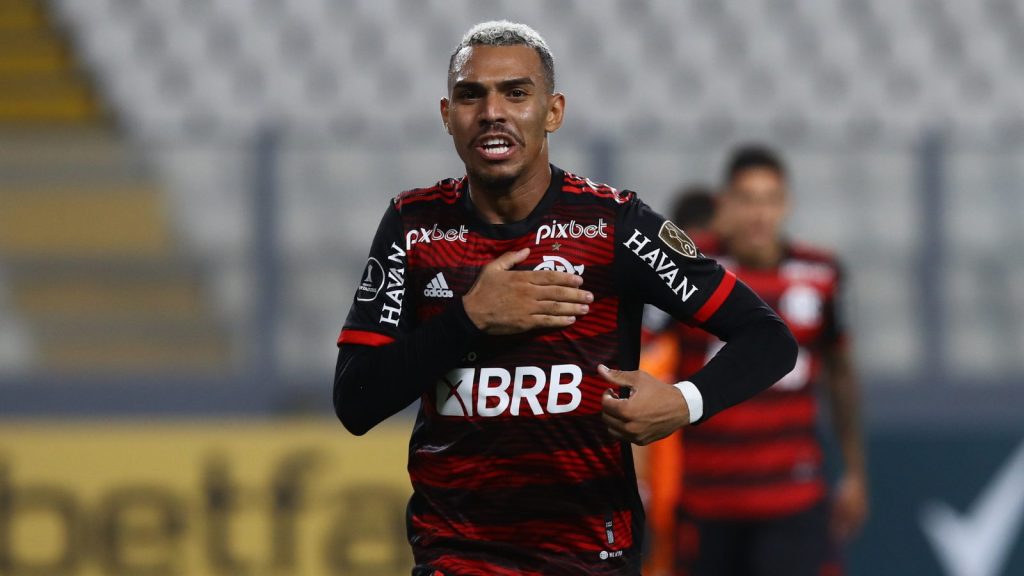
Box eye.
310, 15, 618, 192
509, 88, 528, 98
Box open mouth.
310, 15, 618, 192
476, 135, 516, 161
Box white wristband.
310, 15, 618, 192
672, 381, 703, 424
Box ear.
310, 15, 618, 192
545, 92, 565, 134
440, 97, 452, 134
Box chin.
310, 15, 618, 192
472, 163, 523, 187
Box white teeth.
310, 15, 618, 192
480, 137, 511, 155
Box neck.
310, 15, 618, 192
467, 161, 552, 224
730, 239, 785, 270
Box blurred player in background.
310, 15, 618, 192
666, 183, 721, 236
642, 146, 868, 576
333, 21, 798, 576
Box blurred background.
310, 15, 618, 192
0, 0, 1022, 574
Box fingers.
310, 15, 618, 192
532, 285, 594, 304
602, 405, 629, 430
601, 387, 629, 420
829, 498, 864, 541
835, 507, 866, 541
528, 315, 579, 329
602, 399, 648, 444
475, 250, 596, 335
597, 364, 634, 389
527, 269, 584, 287
491, 247, 531, 271
534, 300, 590, 317
830, 513, 853, 542
602, 407, 629, 440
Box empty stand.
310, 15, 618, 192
46, 0, 1024, 140
0, 0, 230, 374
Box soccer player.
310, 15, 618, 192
643, 146, 869, 576
667, 183, 720, 234
333, 22, 797, 576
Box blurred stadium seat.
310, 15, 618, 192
0, 0, 228, 374
42, 0, 1024, 140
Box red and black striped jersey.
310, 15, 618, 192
664, 236, 848, 519
338, 167, 747, 575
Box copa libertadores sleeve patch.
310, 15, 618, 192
658, 221, 699, 259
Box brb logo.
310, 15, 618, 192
436, 364, 583, 417
535, 219, 608, 245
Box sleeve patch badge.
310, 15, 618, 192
355, 257, 385, 302
658, 221, 699, 259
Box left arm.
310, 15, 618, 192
823, 268, 869, 540
825, 345, 869, 541
600, 198, 797, 444
826, 345, 867, 486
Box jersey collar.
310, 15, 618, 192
459, 164, 564, 240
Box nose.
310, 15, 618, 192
479, 91, 506, 125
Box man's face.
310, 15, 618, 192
441, 44, 564, 186
722, 167, 788, 253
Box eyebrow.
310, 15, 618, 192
452, 77, 536, 91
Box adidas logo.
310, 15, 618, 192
423, 272, 454, 298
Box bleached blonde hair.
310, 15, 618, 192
448, 20, 555, 93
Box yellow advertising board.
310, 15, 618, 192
0, 420, 414, 576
